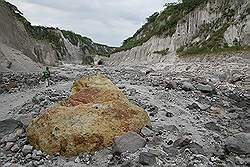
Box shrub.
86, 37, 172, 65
178, 46, 250, 56
82, 56, 94, 65
153, 48, 170, 55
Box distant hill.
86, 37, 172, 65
0, 0, 115, 72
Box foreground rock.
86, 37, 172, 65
112, 132, 146, 154
225, 133, 250, 155
0, 119, 23, 139
27, 74, 150, 157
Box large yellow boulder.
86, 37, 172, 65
27, 74, 150, 157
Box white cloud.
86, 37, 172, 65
7, 0, 177, 46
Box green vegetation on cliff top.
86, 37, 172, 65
114, 0, 208, 53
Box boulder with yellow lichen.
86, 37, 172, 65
26, 74, 150, 157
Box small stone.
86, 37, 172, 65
33, 161, 40, 166
182, 82, 194, 91
4, 133, 17, 142
45, 155, 50, 159
0, 143, 5, 148
210, 156, 217, 162
164, 125, 179, 134
187, 103, 200, 110
33, 149, 43, 156
121, 161, 134, 167
173, 138, 192, 148
187, 102, 210, 111
180, 142, 205, 155
26, 161, 33, 167
22, 145, 33, 155
227, 108, 242, 113
167, 140, 173, 145
14, 129, 23, 137
141, 127, 154, 137
165, 112, 174, 117
10, 144, 19, 152
5, 142, 14, 150
241, 122, 250, 133
149, 112, 156, 117
204, 122, 221, 132
139, 152, 157, 166
196, 84, 214, 93
3, 162, 12, 167
26, 154, 32, 159
32, 152, 41, 160
235, 156, 244, 165
163, 146, 180, 157
75, 157, 81, 163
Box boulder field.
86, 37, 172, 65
26, 74, 150, 157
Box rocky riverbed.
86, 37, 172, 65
0, 62, 249, 167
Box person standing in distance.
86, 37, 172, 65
42, 67, 51, 87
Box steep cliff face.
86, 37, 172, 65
0, 0, 59, 69
109, 0, 250, 66
0, 0, 114, 72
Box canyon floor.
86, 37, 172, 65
0, 59, 249, 167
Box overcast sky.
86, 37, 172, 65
7, 0, 177, 46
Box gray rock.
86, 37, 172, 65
14, 129, 24, 138
180, 142, 205, 155
225, 133, 250, 155
0, 119, 23, 139
227, 107, 242, 113
25, 154, 32, 159
3, 163, 12, 167
165, 111, 174, 117
182, 82, 194, 91
139, 152, 157, 166
164, 81, 177, 90
204, 122, 221, 132
15, 114, 34, 127
32, 152, 41, 160
3, 133, 18, 142
196, 84, 214, 93
141, 127, 154, 137
113, 132, 146, 154
162, 146, 180, 157
147, 136, 163, 146
230, 74, 244, 84
197, 103, 210, 111
22, 145, 33, 155
187, 103, 200, 110
244, 158, 250, 166
35, 150, 43, 156
235, 156, 245, 165
74, 157, 81, 163
241, 122, 250, 133
26, 161, 34, 167
164, 125, 179, 134
10, 144, 19, 152
5, 142, 14, 150
173, 138, 192, 148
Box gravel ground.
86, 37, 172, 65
0, 62, 249, 167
